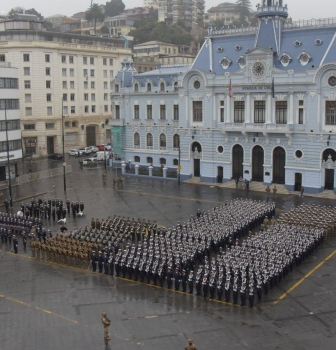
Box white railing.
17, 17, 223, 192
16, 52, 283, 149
284, 17, 336, 29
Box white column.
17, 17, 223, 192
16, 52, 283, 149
266, 93, 272, 123
288, 92, 294, 124
225, 94, 231, 123
245, 93, 251, 123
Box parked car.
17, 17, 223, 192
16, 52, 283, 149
48, 153, 63, 160
69, 149, 84, 156
97, 144, 112, 151
79, 147, 92, 154
88, 146, 99, 153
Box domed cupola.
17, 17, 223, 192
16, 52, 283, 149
255, 0, 289, 55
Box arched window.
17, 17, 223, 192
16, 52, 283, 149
146, 157, 153, 163
134, 132, 140, 147
134, 83, 138, 92
173, 159, 178, 166
147, 83, 151, 92
160, 82, 165, 91
146, 133, 153, 147
160, 158, 166, 165
173, 134, 180, 148
134, 156, 140, 162
174, 81, 178, 91
159, 133, 166, 148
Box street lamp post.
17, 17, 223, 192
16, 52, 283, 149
4, 104, 13, 208
178, 136, 181, 187
104, 132, 107, 171
61, 100, 66, 192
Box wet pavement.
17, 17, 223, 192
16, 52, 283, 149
1, 159, 336, 350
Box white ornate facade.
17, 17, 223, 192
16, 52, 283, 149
111, 1, 336, 193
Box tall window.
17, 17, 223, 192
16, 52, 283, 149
134, 105, 140, 119
193, 101, 202, 122
173, 105, 179, 120
147, 83, 151, 92
160, 82, 165, 91
326, 101, 336, 125
147, 105, 152, 119
69, 56, 74, 64
146, 133, 153, 147
174, 81, 178, 91
147, 157, 153, 163
173, 134, 180, 149
24, 81, 31, 89
134, 83, 139, 92
160, 105, 166, 120
298, 100, 304, 124
134, 132, 140, 147
45, 54, 50, 62
23, 54, 30, 62
159, 133, 166, 148
234, 101, 245, 123
254, 101, 265, 123
47, 107, 52, 115
276, 101, 287, 124
46, 94, 52, 102
61, 55, 66, 63
24, 67, 30, 75
115, 105, 120, 119
46, 81, 51, 89
70, 81, 75, 89
220, 100, 225, 122
62, 68, 66, 76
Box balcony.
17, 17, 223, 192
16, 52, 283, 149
221, 122, 293, 134
108, 118, 124, 126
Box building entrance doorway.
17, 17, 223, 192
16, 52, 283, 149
294, 173, 302, 191
273, 147, 286, 184
232, 144, 243, 179
47, 136, 55, 154
323, 148, 336, 190
252, 145, 264, 182
217, 166, 223, 183
86, 126, 96, 146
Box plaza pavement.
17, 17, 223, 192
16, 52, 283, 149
0, 157, 336, 350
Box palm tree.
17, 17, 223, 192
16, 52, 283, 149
85, 3, 105, 34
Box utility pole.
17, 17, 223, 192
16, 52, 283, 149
178, 136, 181, 187
61, 100, 66, 192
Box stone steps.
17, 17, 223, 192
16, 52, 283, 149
183, 178, 336, 199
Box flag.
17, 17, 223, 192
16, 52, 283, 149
271, 78, 275, 98
228, 79, 232, 98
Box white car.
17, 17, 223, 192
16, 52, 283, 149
69, 149, 84, 156
88, 146, 99, 153
79, 147, 92, 154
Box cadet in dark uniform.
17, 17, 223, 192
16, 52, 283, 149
91, 251, 98, 272
13, 235, 18, 254
98, 251, 104, 273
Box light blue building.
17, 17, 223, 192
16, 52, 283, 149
111, 1, 336, 194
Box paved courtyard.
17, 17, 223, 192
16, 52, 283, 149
1, 158, 336, 350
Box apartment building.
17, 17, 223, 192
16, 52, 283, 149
0, 17, 132, 157
0, 61, 22, 180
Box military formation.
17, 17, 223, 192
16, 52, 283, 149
0, 210, 42, 245
20, 197, 85, 221
112, 199, 276, 302
194, 223, 324, 306
29, 232, 94, 268
21, 200, 336, 307
278, 204, 336, 238
30, 215, 157, 271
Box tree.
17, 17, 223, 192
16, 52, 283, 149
85, 4, 105, 34
235, 0, 253, 24
105, 0, 125, 18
